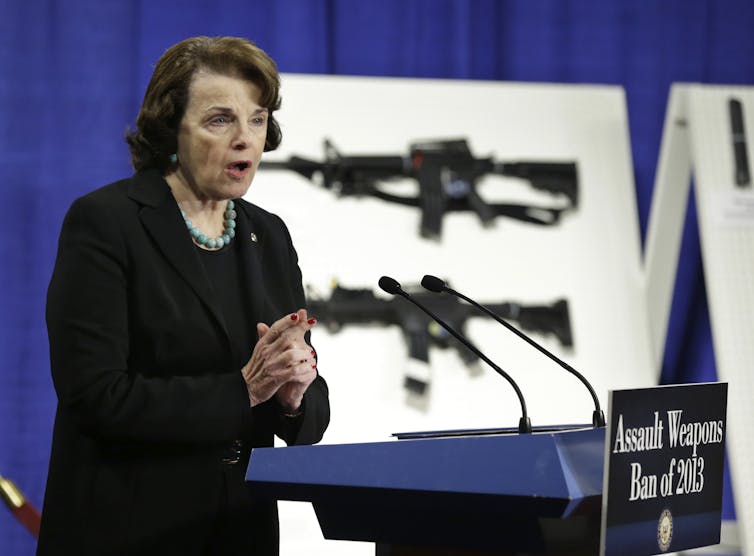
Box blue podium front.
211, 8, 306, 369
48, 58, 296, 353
246, 427, 605, 554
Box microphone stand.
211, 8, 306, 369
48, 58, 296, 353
379, 276, 533, 434
422, 275, 606, 428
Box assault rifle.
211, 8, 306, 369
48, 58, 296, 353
307, 282, 573, 396
261, 138, 579, 239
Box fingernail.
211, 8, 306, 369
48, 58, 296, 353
310, 350, 315, 356
307, 318, 317, 325
290, 314, 298, 321
312, 364, 317, 369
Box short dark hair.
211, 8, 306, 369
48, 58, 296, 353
126, 36, 282, 172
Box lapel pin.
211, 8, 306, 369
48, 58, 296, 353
250, 232, 258, 243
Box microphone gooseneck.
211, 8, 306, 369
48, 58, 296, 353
421, 274, 606, 427
378, 276, 532, 434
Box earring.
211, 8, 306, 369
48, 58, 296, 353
168, 153, 178, 164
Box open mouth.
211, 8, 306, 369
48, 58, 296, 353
229, 161, 250, 171
226, 161, 252, 178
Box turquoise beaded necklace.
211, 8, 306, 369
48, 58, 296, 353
181, 200, 237, 249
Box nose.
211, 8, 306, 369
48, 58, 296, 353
231, 122, 255, 150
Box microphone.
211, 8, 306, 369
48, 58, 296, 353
378, 276, 532, 434
420, 275, 606, 427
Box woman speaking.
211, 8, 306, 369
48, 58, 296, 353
38, 36, 330, 555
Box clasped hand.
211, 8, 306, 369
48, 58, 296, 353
241, 309, 317, 413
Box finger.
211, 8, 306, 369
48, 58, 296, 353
271, 309, 311, 335
287, 310, 317, 335
296, 363, 318, 380
271, 315, 318, 348
258, 311, 317, 364
276, 326, 312, 348
283, 371, 316, 391
273, 345, 316, 370
285, 348, 318, 375
256, 311, 303, 346
257, 322, 270, 339
285, 315, 317, 341
291, 308, 317, 331
301, 309, 317, 329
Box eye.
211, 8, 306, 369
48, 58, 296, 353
209, 114, 232, 126
251, 114, 267, 126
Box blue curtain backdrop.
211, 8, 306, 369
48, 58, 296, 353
1, 1, 752, 552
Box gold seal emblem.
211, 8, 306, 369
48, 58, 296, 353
657, 508, 673, 552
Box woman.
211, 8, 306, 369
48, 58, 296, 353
38, 36, 330, 555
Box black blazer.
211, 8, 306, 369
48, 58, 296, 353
38, 169, 330, 555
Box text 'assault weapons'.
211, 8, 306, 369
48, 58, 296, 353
307, 282, 573, 397
261, 138, 579, 239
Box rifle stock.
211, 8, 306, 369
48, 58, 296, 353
484, 300, 573, 348
495, 161, 579, 207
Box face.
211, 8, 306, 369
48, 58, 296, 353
167, 70, 268, 201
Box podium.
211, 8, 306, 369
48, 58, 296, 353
246, 427, 605, 555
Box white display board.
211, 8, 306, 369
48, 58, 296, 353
244, 74, 653, 555
645, 83, 754, 556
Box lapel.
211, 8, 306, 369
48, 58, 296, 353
234, 200, 266, 326
127, 170, 230, 342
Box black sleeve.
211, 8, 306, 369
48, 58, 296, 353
267, 214, 330, 446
